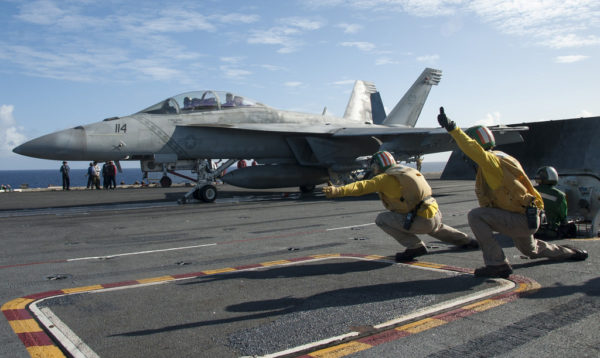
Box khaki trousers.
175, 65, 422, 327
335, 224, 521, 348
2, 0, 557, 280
375, 210, 470, 250
468, 207, 574, 266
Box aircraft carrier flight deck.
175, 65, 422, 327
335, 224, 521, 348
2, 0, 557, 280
1, 179, 598, 358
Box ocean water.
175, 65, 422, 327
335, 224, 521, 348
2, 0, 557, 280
0, 162, 446, 189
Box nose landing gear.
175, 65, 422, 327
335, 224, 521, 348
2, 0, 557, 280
178, 159, 237, 204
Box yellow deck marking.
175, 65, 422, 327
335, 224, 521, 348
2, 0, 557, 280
62, 285, 104, 294
463, 298, 505, 312
2, 298, 34, 311
309, 341, 372, 357
397, 318, 446, 334
364, 255, 385, 260
136, 276, 174, 284
9, 319, 43, 334
201, 267, 236, 275
27, 345, 66, 358
311, 254, 341, 259
261, 260, 291, 267
410, 262, 444, 269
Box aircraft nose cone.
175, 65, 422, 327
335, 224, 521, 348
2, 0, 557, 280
12, 127, 87, 160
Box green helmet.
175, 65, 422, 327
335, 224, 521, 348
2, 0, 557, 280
370, 151, 396, 172
465, 125, 495, 150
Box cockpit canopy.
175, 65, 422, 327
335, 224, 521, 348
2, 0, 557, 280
136, 90, 263, 115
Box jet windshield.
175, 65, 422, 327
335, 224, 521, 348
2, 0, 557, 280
136, 91, 262, 115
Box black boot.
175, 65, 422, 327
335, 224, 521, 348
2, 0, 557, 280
395, 245, 427, 262
562, 245, 588, 261
474, 263, 513, 278
459, 238, 479, 250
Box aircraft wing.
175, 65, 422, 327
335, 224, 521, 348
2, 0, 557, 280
178, 123, 340, 134
335, 125, 528, 158
177, 123, 527, 161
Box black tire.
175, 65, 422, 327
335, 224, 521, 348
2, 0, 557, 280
199, 185, 217, 203
299, 185, 315, 193
160, 176, 172, 187
192, 189, 201, 200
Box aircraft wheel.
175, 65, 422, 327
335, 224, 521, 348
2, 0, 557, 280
192, 189, 201, 201
299, 185, 315, 193
199, 185, 217, 203
160, 176, 172, 188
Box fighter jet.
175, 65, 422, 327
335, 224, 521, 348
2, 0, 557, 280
13, 68, 524, 202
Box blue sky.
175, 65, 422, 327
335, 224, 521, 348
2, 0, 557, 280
1, 0, 599, 170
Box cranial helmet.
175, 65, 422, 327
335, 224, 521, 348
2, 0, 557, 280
465, 125, 496, 150
370, 151, 396, 172
535, 166, 559, 185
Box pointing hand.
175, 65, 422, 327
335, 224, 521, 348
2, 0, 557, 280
437, 106, 456, 131
322, 183, 341, 198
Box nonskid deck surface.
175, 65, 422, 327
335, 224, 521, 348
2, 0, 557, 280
1, 179, 598, 358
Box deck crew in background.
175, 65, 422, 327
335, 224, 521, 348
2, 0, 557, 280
323, 150, 478, 262
59, 161, 70, 190
534, 166, 576, 240
437, 107, 588, 278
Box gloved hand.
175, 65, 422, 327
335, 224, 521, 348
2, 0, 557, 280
437, 107, 456, 131
322, 185, 342, 198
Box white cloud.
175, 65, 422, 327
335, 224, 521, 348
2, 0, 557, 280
220, 66, 252, 79
0, 105, 27, 157
475, 111, 502, 126
340, 41, 376, 52
331, 79, 356, 86
282, 17, 323, 30
337, 23, 363, 34
217, 13, 260, 24
544, 34, 600, 49
221, 56, 244, 64
247, 17, 322, 53
467, 0, 600, 48
375, 57, 399, 65
310, 0, 600, 49
554, 55, 589, 63
416, 54, 440, 63
285, 81, 303, 87
260, 64, 286, 71
578, 110, 593, 117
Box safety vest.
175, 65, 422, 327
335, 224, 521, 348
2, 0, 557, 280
378, 166, 434, 214
476, 151, 541, 214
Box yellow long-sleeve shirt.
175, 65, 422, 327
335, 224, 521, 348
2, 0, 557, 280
335, 173, 439, 218
449, 127, 503, 190
449, 126, 543, 211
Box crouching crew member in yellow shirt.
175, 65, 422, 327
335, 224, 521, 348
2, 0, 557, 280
437, 107, 588, 278
323, 151, 478, 262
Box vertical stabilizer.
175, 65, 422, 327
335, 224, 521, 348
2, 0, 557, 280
343, 80, 378, 123
383, 68, 442, 127
370, 91, 386, 125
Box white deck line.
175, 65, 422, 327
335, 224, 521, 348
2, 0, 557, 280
66, 243, 217, 261
29, 305, 100, 358
257, 261, 514, 358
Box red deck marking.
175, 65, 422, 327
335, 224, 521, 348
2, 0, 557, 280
434, 307, 476, 322
3, 309, 32, 321
18, 331, 55, 347
24, 291, 66, 300
356, 329, 411, 345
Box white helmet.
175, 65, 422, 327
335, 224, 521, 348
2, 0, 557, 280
535, 166, 558, 185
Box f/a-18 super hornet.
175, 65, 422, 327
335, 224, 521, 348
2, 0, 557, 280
13, 68, 525, 202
